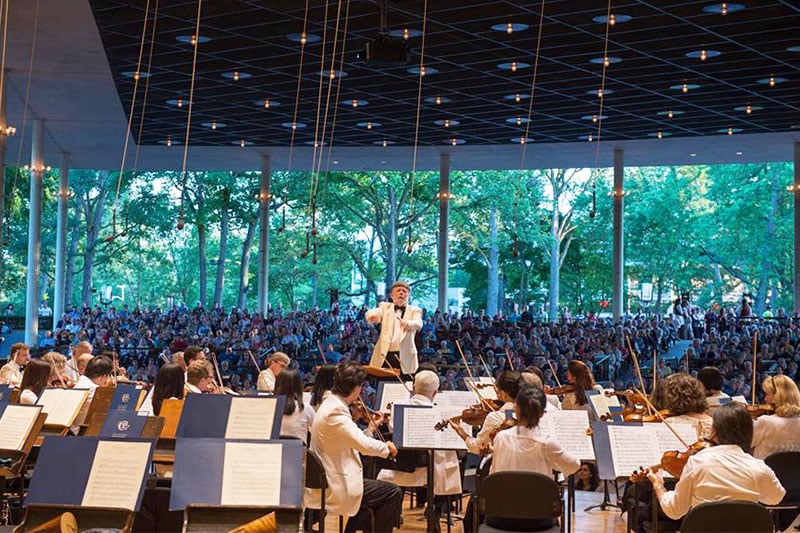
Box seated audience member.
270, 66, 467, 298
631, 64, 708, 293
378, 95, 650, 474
152, 363, 186, 416
647, 403, 785, 521
257, 351, 290, 392
752, 374, 800, 459
275, 368, 315, 442
0, 342, 29, 387
575, 462, 600, 492
697, 366, 730, 409
19, 359, 51, 405
184, 360, 216, 394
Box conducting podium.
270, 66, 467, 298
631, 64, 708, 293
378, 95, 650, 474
18, 436, 154, 532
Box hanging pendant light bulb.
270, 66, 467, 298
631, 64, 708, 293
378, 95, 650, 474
592, 115, 598, 123
510, 61, 518, 72
435, 95, 442, 105
682, 82, 689, 93
506, 22, 514, 34
514, 93, 521, 103
300, 32, 308, 45
609, 14, 617, 26
264, 99, 271, 109
769, 76, 776, 87
403, 28, 410, 40
668, 110, 674, 118
516, 116, 522, 126
700, 49, 708, 61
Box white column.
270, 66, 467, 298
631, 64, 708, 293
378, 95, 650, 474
793, 142, 800, 314
53, 153, 70, 328
257, 154, 271, 315
438, 153, 450, 313
25, 119, 45, 346
612, 149, 625, 321
0, 70, 8, 273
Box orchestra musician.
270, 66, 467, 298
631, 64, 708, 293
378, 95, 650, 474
365, 280, 423, 376
652, 373, 713, 439
71, 356, 115, 433
307, 361, 402, 533
256, 351, 290, 393
152, 362, 186, 416
448, 371, 521, 454
274, 368, 315, 442
697, 366, 730, 409
64, 340, 91, 383
646, 403, 785, 521
309, 365, 336, 409
18, 359, 51, 405
0, 342, 29, 387
184, 360, 217, 394
752, 374, 800, 459
41, 351, 73, 387
559, 360, 602, 412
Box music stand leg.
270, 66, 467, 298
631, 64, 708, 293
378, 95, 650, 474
427, 450, 436, 533
583, 479, 624, 512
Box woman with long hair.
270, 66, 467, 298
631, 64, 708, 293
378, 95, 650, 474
152, 363, 185, 416
19, 359, 52, 404
310, 365, 336, 409
560, 360, 601, 410
752, 374, 800, 459
275, 368, 315, 442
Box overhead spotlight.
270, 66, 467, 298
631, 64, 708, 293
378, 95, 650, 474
381, 139, 388, 147
514, 93, 521, 103
233, 71, 240, 81
367, 122, 373, 130
435, 95, 442, 105
190, 34, 198, 46
177, 98, 184, 108
516, 116, 522, 125
609, 14, 617, 26
603, 56, 610, 67
510, 61, 518, 72
264, 99, 271, 109
668, 110, 674, 118
721, 2, 728, 15
769, 76, 776, 87
133, 71, 141, 81
240, 139, 246, 147
657, 131, 663, 139
727, 127, 734, 135
329, 69, 336, 79
506, 22, 514, 34
166, 137, 172, 147
746, 105, 752, 114
300, 32, 308, 45
592, 115, 598, 123
588, 133, 594, 141
419, 65, 426, 76
444, 119, 450, 128
351, 99, 359, 108
211, 121, 218, 130
700, 49, 707, 61
597, 88, 604, 98
682, 82, 689, 93
451, 138, 458, 146
403, 28, 410, 40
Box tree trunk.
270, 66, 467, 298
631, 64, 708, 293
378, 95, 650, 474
487, 203, 499, 316
80, 172, 111, 306
64, 221, 81, 311
237, 212, 258, 309
548, 199, 560, 321
213, 190, 230, 307
754, 169, 780, 315
197, 186, 208, 307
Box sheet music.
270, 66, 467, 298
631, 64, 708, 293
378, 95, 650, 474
225, 397, 276, 440
538, 410, 596, 461
730, 395, 747, 404
82, 440, 151, 511
0, 405, 40, 450
653, 422, 700, 455
37, 388, 89, 427
606, 425, 661, 478
400, 406, 467, 450
464, 377, 498, 400
377, 382, 413, 413
221, 442, 282, 505
434, 391, 477, 418
587, 390, 621, 419
137, 387, 155, 416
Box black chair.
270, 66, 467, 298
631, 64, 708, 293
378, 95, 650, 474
305, 450, 328, 533
679, 501, 773, 533
474, 471, 562, 533
764, 451, 800, 529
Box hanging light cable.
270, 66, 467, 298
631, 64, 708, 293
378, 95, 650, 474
406, 0, 429, 253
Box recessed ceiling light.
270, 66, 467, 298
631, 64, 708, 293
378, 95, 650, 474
319, 69, 348, 78
374, 140, 395, 147
175, 35, 211, 45
648, 131, 672, 138
387, 28, 423, 39
590, 56, 623, 65
506, 117, 530, 125
593, 14, 632, 24
734, 105, 762, 113
582, 114, 608, 122
281, 122, 307, 129
685, 49, 721, 60
757, 76, 786, 86
447, 138, 466, 145
736, 151, 743, 156
425, 95, 451, 105
343, 99, 368, 108
504, 93, 530, 102
511, 137, 531, 144
434, 119, 460, 127
406, 66, 437, 76
657, 110, 684, 117
255, 99, 281, 108
718, 127, 742, 135
201, 122, 226, 130
287, 32, 321, 43
222, 71, 251, 80
703, 3, 745, 15
670, 83, 700, 91
234, 140, 253, 147
166, 98, 190, 108
357, 121, 382, 129
491, 22, 530, 33
498, 61, 530, 71
587, 88, 614, 96
122, 71, 151, 79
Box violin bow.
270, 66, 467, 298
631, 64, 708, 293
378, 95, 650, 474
477, 352, 493, 378
353, 395, 395, 461
751, 331, 758, 405
455, 340, 497, 411
626, 335, 651, 415
652, 349, 657, 396
247, 350, 262, 372
635, 386, 690, 449
547, 359, 563, 388
504, 347, 515, 371
316, 340, 328, 365
210, 352, 225, 393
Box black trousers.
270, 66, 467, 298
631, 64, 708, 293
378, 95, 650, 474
384, 351, 412, 381
345, 478, 403, 533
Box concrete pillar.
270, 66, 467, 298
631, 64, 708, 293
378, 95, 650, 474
437, 153, 450, 313
53, 154, 70, 328
0, 70, 8, 274
793, 143, 800, 314
612, 149, 625, 321
25, 119, 45, 346
257, 154, 271, 315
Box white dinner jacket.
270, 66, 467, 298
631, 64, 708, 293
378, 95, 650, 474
366, 302, 422, 374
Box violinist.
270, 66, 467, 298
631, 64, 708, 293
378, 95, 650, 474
653, 373, 712, 439
71, 356, 115, 433
697, 366, 730, 409
448, 371, 521, 454
0, 342, 29, 387
275, 368, 315, 442
256, 351, 290, 393
523, 366, 561, 411
18, 359, 52, 405
151, 363, 186, 416
184, 360, 217, 394
559, 360, 602, 412
751, 375, 800, 459
646, 403, 785, 521
307, 361, 402, 533
64, 341, 91, 383
309, 364, 335, 409
41, 351, 74, 387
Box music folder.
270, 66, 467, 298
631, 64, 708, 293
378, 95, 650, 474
26, 436, 154, 512
108, 383, 146, 412
0, 384, 12, 405
169, 438, 304, 510
176, 394, 285, 439
98, 411, 148, 439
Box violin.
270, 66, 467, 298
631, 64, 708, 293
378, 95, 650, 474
744, 403, 775, 419
351, 401, 390, 426
630, 439, 714, 481
544, 384, 575, 396
459, 400, 504, 427
600, 389, 652, 422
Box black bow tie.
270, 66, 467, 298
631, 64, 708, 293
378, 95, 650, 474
394, 305, 406, 312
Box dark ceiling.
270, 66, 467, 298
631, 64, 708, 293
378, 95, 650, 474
87, 0, 800, 151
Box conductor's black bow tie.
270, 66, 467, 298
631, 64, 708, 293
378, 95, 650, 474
394, 305, 406, 312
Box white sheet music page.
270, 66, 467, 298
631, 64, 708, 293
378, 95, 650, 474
221, 442, 282, 506
82, 440, 151, 510
377, 382, 413, 413
225, 397, 276, 440
538, 410, 596, 461
587, 390, 621, 420
0, 405, 41, 451
653, 422, 700, 455
434, 391, 476, 419
606, 425, 660, 479
401, 406, 467, 450
37, 388, 89, 427
464, 377, 498, 401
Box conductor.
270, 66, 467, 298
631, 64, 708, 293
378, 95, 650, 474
365, 280, 423, 376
